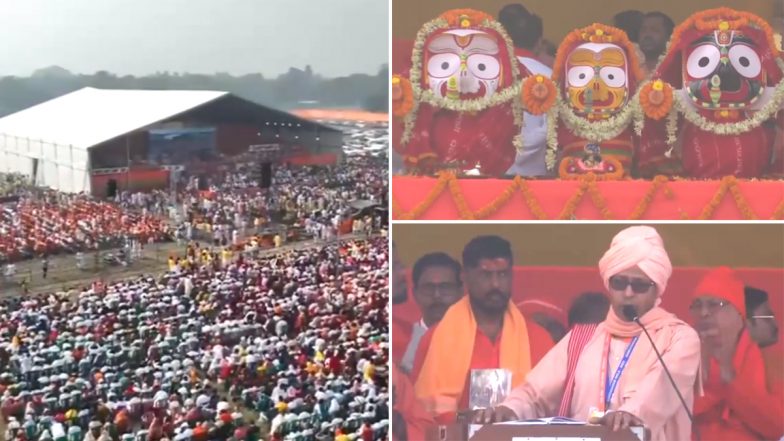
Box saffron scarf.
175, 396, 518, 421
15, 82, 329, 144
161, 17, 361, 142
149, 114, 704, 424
414, 295, 531, 414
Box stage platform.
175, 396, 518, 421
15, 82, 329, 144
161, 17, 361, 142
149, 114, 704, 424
392, 174, 784, 220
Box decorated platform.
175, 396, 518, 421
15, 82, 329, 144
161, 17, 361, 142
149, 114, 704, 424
392, 174, 784, 220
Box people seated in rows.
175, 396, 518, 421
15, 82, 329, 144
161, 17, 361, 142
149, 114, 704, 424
0, 237, 390, 440
0, 191, 170, 264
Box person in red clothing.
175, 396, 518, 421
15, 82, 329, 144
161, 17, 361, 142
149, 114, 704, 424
326, 349, 343, 376
744, 286, 783, 412
392, 364, 434, 441
394, 252, 463, 373
392, 242, 421, 325
745, 286, 780, 350
517, 299, 567, 343
690, 267, 784, 440
410, 235, 553, 423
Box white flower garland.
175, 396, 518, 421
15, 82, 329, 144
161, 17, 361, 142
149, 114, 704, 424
401, 16, 526, 154
665, 108, 679, 157
670, 72, 784, 141
655, 46, 784, 148
544, 86, 645, 170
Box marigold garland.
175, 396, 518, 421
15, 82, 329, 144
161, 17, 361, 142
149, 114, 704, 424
516, 178, 550, 220
439, 9, 494, 27
772, 198, 784, 220
401, 10, 527, 155
727, 177, 758, 220
695, 176, 756, 220
447, 176, 475, 220
547, 87, 643, 166
474, 181, 518, 219
392, 76, 414, 118
668, 77, 784, 142
391, 174, 782, 220
522, 75, 557, 115
670, 8, 780, 61
649, 9, 784, 151
585, 176, 615, 219
629, 175, 671, 219
394, 173, 450, 220
552, 23, 645, 85
640, 80, 674, 120
557, 178, 590, 220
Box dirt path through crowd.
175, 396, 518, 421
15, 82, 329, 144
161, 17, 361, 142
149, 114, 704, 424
1, 233, 382, 298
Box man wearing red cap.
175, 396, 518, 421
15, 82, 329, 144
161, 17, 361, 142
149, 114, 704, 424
689, 266, 784, 440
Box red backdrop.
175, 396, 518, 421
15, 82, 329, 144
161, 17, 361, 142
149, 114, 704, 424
396, 266, 784, 326
90, 168, 169, 197
511, 266, 783, 323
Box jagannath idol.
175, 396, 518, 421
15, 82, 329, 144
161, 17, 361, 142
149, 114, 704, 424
639, 7, 784, 178
521, 23, 649, 179
392, 9, 531, 176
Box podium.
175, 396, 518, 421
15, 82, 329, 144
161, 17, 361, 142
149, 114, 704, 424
428, 422, 648, 441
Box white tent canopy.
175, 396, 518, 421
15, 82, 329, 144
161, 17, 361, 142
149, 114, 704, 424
0, 87, 228, 193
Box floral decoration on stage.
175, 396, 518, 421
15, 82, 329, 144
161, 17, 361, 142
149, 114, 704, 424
641, 8, 784, 178
521, 23, 658, 179
391, 9, 534, 176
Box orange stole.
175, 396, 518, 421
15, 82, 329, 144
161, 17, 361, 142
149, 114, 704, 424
414, 296, 532, 414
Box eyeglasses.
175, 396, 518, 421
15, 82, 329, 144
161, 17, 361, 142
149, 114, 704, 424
608, 276, 656, 294
688, 299, 727, 315
416, 282, 461, 297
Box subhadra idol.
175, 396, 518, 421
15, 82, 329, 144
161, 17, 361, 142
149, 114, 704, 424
640, 8, 784, 178
522, 24, 649, 179
392, 9, 530, 176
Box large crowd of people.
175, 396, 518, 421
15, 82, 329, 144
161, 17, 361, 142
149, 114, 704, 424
115, 156, 387, 248
0, 188, 172, 265
0, 152, 387, 267
0, 236, 390, 440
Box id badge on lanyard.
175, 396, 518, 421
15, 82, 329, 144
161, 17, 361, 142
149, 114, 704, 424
599, 335, 639, 411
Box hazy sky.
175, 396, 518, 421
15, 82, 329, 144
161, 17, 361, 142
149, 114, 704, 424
0, 0, 388, 78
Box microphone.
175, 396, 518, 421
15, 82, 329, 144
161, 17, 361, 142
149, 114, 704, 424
623, 305, 700, 441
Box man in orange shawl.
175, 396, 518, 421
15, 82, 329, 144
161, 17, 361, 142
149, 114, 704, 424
474, 226, 701, 441
690, 268, 784, 440
411, 235, 552, 423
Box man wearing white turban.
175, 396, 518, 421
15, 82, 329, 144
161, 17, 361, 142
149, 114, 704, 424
473, 226, 701, 441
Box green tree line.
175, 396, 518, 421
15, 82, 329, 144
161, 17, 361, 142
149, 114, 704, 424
0, 64, 389, 116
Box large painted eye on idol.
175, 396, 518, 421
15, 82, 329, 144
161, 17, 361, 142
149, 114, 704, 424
427, 53, 461, 78
686, 45, 721, 79
599, 67, 626, 88
466, 54, 500, 80
567, 66, 594, 87
728, 45, 761, 78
